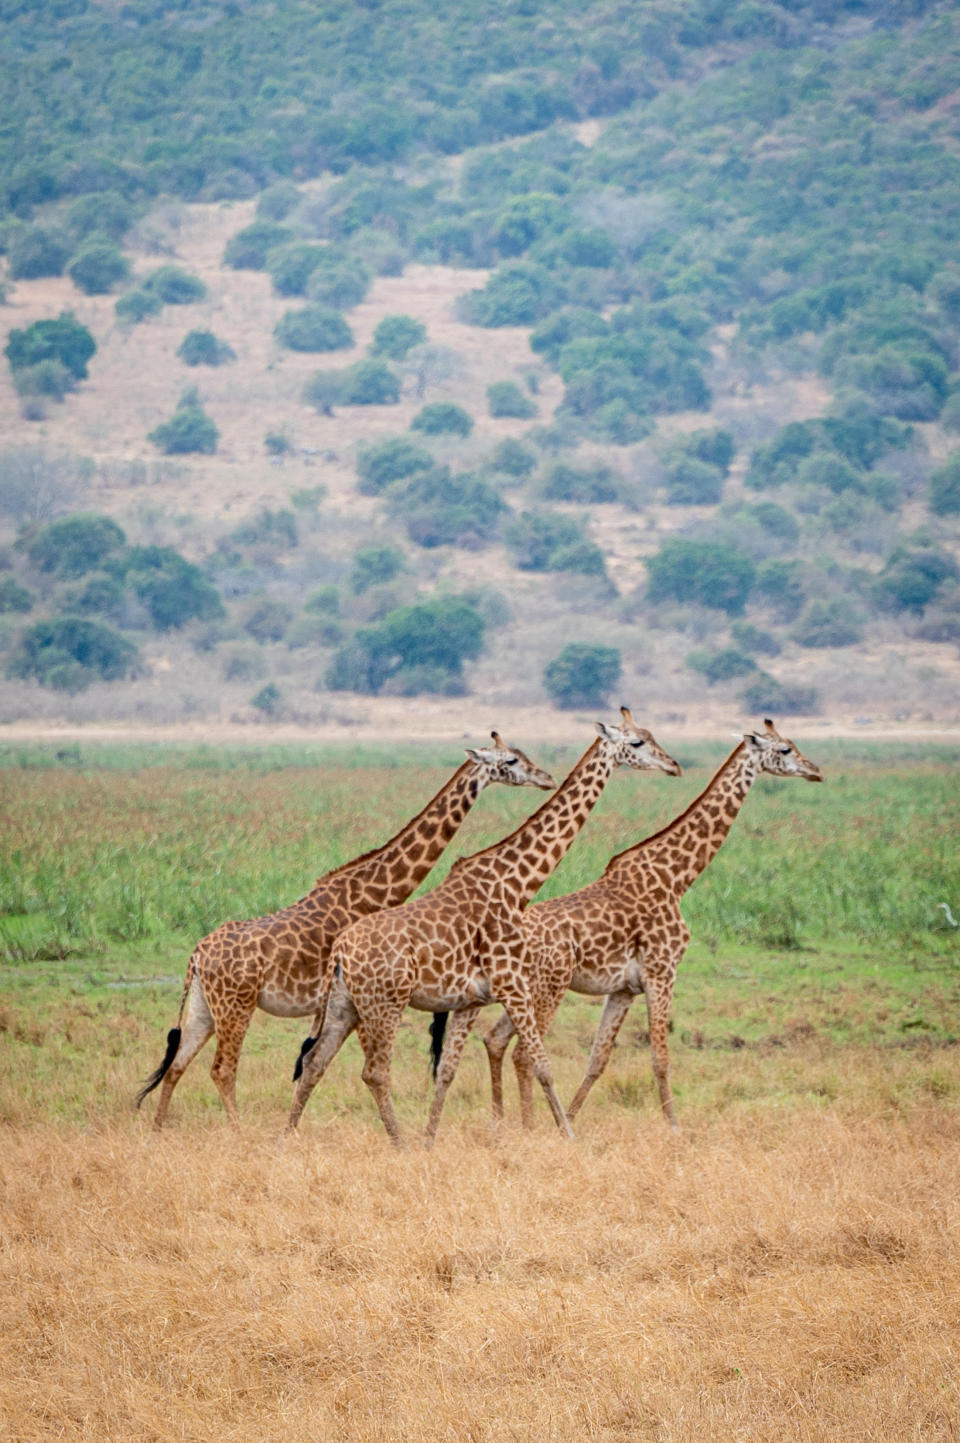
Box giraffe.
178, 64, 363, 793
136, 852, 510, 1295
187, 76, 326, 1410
136, 734, 556, 1129
286, 709, 682, 1145
474, 719, 823, 1129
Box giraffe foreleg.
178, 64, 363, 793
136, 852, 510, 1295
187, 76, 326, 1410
643, 970, 679, 1128
357, 1008, 406, 1146
481, 1009, 516, 1121
513, 989, 566, 1130
423, 1004, 482, 1148
566, 989, 634, 1121
495, 982, 573, 1139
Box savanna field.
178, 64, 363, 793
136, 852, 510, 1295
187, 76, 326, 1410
2, 737, 960, 1442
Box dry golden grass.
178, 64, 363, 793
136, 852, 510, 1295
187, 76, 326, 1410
3, 1049, 960, 1441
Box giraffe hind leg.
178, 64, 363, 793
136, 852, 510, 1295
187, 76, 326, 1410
482, 1010, 516, 1121
151, 976, 215, 1131
566, 989, 633, 1121
424, 1005, 481, 1148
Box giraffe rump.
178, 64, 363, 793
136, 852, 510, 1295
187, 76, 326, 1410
428, 1012, 448, 1078
292, 1033, 319, 1082
135, 1027, 181, 1108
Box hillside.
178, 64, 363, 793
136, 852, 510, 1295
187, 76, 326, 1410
2, 0, 960, 737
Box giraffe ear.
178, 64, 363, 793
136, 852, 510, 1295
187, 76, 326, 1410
595, 721, 618, 740
464, 748, 483, 763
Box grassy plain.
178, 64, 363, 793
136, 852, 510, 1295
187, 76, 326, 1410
2, 740, 959, 1440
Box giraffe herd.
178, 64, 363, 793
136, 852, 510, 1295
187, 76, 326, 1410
138, 713, 823, 1142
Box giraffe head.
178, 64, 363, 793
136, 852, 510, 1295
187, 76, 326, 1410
594, 706, 683, 776
743, 718, 823, 782
465, 732, 557, 790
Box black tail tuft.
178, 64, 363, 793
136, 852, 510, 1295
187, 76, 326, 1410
293, 1033, 319, 1082
135, 1027, 181, 1108
428, 1012, 449, 1079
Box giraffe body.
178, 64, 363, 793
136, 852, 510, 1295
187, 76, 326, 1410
287, 712, 682, 1143
477, 720, 824, 1127
137, 738, 555, 1128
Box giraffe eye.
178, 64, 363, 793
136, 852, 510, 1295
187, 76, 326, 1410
777, 745, 791, 754
503, 756, 518, 765
630, 738, 645, 748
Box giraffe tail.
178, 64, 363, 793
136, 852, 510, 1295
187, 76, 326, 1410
428, 1012, 449, 1078
292, 958, 337, 1082
135, 954, 195, 1107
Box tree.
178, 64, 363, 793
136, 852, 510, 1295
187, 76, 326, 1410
490, 438, 538, 478
0, 576, 34, 613
740, 673, 820, 716
5, 314, 96, 381
223, 221, 294, 270
390, 467, 507, 549
411, 402, 473, 437
504, 511, 588, 571
327, 596, 486, 694
115, 290, 162, 324
266, 243, 327, 296
67, 242, 130, 295
356, 437, 433, 495
663, 456, 725, 506
487, 381, 537, 419
340, 359, 400, 405
8, 616, 140, 691
8, 227, 70, 280
543, 643, 622, 709
274, 306, 353, 353
22, 513, 126, 578
930, 453, 960, 516
685, 648, 757, 685
646, 539, 755, 615
371, 315, 426, 361
143, 266, 206, 304
350, 545, 406, 594
462, 262, 563, 327
541, 462, 619, 504
177, 330, 236, 366
302, 371, 345, 415
792, 599, 863, 648
148, 398, 219, 455
873, 545, 958, 614
113, 545, 225, 630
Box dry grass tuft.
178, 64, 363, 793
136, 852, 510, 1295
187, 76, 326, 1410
3, 1102, 959, 1441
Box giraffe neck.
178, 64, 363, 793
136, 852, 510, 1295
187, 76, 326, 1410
607, 743, 759, 899
464, 739, 613, 904
308, 760, 485, 908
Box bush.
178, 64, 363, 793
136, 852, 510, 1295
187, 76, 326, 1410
115, 289, 162, 323
391, 467, 507, 549
740, 672, 820, 716
685, 648, 758, 685
754, 559, 807, 621
646, 539, 755, 615
257, 183, 301, 221
530, 308, 609, 366
795, 451, 865, 495
356, 437, 433, 495
23, 514, 126, 578
543, 643, 622, 709
411, 402, 473, 437
223, 221, 294, 270
243, 598, 295, 643
0, 576, 34, 613
305, 252, 371, 310
560, 228, 617, 268
274, 306, 353, 353
302, 371, 346, 415
730, 621, 781, 657
177, 330, 236, 367
67, 241, 130, 295
341, 359, 400, 405
681, 429, 736, 473
873, 545, 959, 614
251, 682, 281, 713
462, 262, 563, 327
371, 315, 426, 361
792, 599, 864, 648
930, 453, 960, 516
304, 584, 340, 616
5, 313, 96, 381
62, 573, 125, 620
350, 545, 406, 594
490, 438, 538, 478
230, 508, 299, 549
14, 359, 75, 408
66, 193, 133, 243
487, 381, 538, 419
504, 510, 587, 571
8, 616, 140, 690
142, 265, 206, 304
540, 461, 619, 504
663, 456, 725, 506
148, 401, 218, 455
113, 545, 225, 631
8, 227, 70, 280
327, 596, 486, 693
266, 243, 327, 297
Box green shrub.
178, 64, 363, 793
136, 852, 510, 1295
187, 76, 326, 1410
148, 402, 219, 455
327, 596, 485, 694
411, 402, 473, 437
792, 599, 864, 648
543, 643, 622, 709
391, 467, 507, 548
530, 308, 609, 366
274, 306, 353, 353
930, 453, 960, 516
8, 227, 70, 280
23, 514, 126, 578
350, 545, 406, 594
8, 616, 140, 690
487, 381, 538, 420
490, 438, 538, 478
223, 221, 294, 270
341, 359, 400, 405
304, 585, 340, 616
5, 313, 96, 381
795, 451, 865, 495
66, 193, 133, 243
873, 545, 959, 614
257, 183, 302, 221
730, 621, 781, 657
371, 315, 426, 361
356, 437, 433, 495
13, 359, 75, 407
305, 252, 371, 309
685, 648, 757, 685
302, 371, 345, 415
754, 559, 807, 621
541, 461, 619, 504
243, 598, 295, 643
62, 573, 125, 620
230, 508, 299, 549
0, 576, 34, 613
663, 456, 725, 506
560, 228, 617, 268
680, 429, 736, 473
251, 682, 281, 713
68, 241, 130, 295
740, 672, 820, 716
264, 432, 292, 457
115, 289, 162, 323
177, 330, 236, 366
112, 545, 224, 630
462, 262, 563, 327
266, 243, 327, 297
142, 265, 206, 304
504, 510, 586, 571
646, 539, 755, 615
